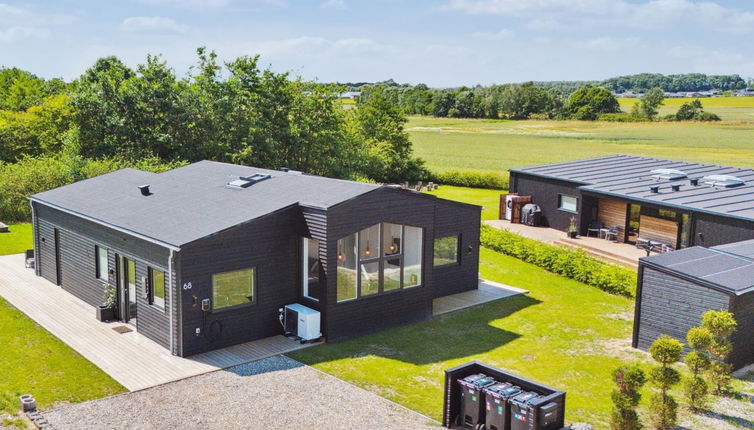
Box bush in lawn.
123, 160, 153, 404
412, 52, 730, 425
480, 225, 636, 297
700, 310, 737, 394
683, 327, 712, 410
648, 335, 683, 430
431, 170, 507, 189
610, 365, 646, 430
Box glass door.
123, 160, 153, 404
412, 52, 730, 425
116, 255, 138, 324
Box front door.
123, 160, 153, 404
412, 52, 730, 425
116, 255, 137, 324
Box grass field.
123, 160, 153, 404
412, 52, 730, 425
617, 96, 754, 122
425, 185, 503, 220
0, 224, 33, 256
409, 115, 754, 176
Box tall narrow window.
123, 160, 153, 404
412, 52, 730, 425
403, 226, 423, 288
148, 267, 165, 309
302, 238, 320, 301
336, 233, 357, 302
95, 246, 108, 281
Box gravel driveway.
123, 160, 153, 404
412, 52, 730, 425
44, 356, 441, 430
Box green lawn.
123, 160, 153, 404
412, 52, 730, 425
0, 297, 125, 416
425, 185, 503, 220
0, 224, 33, 256
291, 247, 643, 427
409, 116, 754, 176
617, 96, 754, 122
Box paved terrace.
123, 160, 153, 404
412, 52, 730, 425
485, 219, 653, 267
0, 253, 525, 391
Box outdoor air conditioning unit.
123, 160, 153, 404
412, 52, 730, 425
282, 304, 321, 342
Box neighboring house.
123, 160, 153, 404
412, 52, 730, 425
29, 161, 480, 356
634, 241, 754, 369
339, 91, 361, 100
509, 155, 754, 250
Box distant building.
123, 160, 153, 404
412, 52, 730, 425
338, 91, 362, 100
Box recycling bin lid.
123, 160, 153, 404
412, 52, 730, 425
460, 373, 496, 389
484, 382, 522, 398
511, 391, 539, 406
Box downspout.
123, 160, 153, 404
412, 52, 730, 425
168, 248, 176, 355
29, 201, 39, 276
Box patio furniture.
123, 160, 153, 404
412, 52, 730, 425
604, 226, 622, 242
24, 249, 34, 269
599, 228, 611, 239
586, 221, 603, 237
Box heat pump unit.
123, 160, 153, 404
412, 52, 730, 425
283, 304, 321, 342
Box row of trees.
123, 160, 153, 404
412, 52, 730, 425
602, 73, 748, 93
0, 49, 426, 184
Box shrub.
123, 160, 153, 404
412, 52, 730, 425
700, 310, 737, 394
431, 170, 507, 189
480, 225, 636, 297
648, 335, 683, 430
684, 327, 712, 409
597, 113, 647, 122
610, 365, 646, 430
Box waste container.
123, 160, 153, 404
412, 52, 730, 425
458, 373, 496, 428
483, 382, 522, 430
509, 391, 539, 430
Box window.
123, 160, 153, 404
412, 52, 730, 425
95, 246, 108, 281
212, 268, 255, 311
148, 267, 165, 309
302, 238, 320, 301
558, 194, 578, 213
335, 222, 424, 302
434, 235, 460, 267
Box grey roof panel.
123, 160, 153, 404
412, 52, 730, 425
31, 160, 381, 247
512, 154, 754, 222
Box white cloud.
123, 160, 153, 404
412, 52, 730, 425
120, 16, 189, 34
136, 0, 231, 8
572, 36, 642, 51
253, 36, 398, 58
0, 3, 73, 44
0, 26, 48, 43
320, 0, 346, 9
471, 28, 513, 40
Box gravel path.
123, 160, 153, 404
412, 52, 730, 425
44, 356, 441, 430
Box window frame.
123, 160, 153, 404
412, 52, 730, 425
557, 194, 579, 213
433, 235, 461, 267
302, 237, 320, 302
95, 245, 108, 281
147, 267, 166, 310
211, 267, 257, 312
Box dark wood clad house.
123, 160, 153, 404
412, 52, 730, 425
509, 155, 754, 250
29, 161, 481, 356
634, 241, 754, 369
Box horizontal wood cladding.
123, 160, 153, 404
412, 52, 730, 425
432, 199, 481, 297
325, 188, 436, 341
178, 207, 301, 356
692, 212, 754, 247
512, 174, 584, 232
33, 203, 172, 349
597, 199, 627, 230
636, 267, 730, 354
36, 218, 57, 285
639, 215, 678, 245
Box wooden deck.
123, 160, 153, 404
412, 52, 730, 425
0, 254, 315, 391
433, 279, 527, 316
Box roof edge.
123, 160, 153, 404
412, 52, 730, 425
639, 257, 750, 296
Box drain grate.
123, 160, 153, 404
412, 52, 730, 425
112, 325, 133, 334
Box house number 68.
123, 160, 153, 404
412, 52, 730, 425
183, 282, 193, 290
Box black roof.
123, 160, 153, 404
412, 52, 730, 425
641, 242, 754, 295
511, 154, 754, 222
30, 160, 386, 248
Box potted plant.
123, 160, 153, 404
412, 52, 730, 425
567, 216, 578, 238
96, 284, 117, 322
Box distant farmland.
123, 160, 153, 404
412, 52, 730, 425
617, 95, 754, 122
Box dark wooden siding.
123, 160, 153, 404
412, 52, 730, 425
511, 173, 585, 232
178, 206, 301, 356
730, 291, 754, 369
635, 267, 730, 352
32, 203, 173, 350
692, 212, 754, 247
432, 199, 481, 297
36, 217, 58, 285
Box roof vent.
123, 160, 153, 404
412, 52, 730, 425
280, 167, 289, 172
138, 184, 152, 196
650, 168, 687, 180
650, 186, 660, 193
702, 174, 744, 188
690, 178, 699, 186
226, 173, 272, 190
671, 184, 681, 192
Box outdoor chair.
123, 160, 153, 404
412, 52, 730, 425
604, 226, 622, 242
586, 221, 603, 237
24, 249, 34, 269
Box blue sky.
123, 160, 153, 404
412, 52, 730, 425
1, 0, 753, 87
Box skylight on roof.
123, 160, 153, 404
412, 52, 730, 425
650, 168, 687, 180
226, 173, 271, 189
702, 174, 745, 188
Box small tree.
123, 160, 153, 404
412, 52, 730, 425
683, 327, 712, 409
648, 335, 683, 430
610, 365, 647, 430
700, 310, 737, 394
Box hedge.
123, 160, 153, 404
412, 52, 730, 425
480, 225, 636, 297
431, 170, 508, 189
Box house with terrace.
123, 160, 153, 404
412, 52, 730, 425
28, 160, 480, 356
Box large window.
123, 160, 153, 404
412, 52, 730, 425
558, 194, 578, 213
336, 222, 423, 302
302, 238, 320, 301
434, 235, 460, 267
148, 267, 165, 309
212, 268, 255, 311
95, 246, 108, 281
